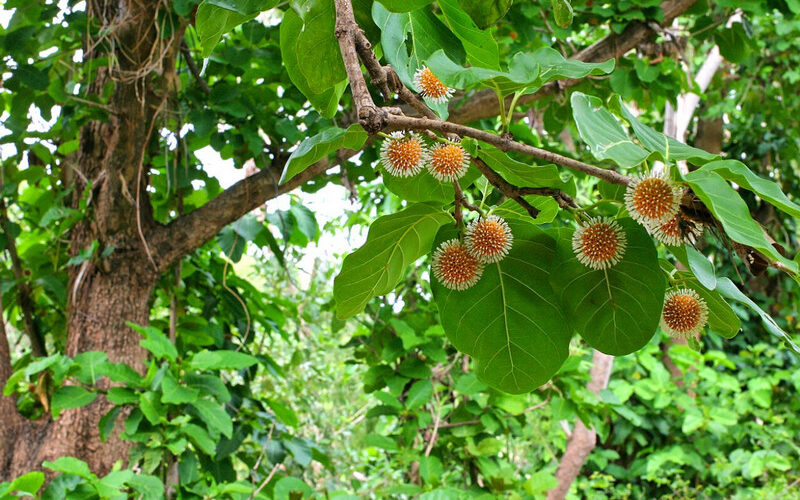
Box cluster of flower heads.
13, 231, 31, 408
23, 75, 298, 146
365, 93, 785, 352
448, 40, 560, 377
432, 216, 514, 291
414, 66, 454, 104
624, 172, 704, 246
380, 132, 470, 182
660, 288, 709, 338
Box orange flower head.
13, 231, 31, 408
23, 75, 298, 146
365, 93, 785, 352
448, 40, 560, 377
432, 239, 483, 291
649, 213, 704, 247
428, 143, 470, 182
660, 288, 709, 338
379, 132, 428, 177
572, 217, 627, 270
624, 174, 681, 224
465, 215, 513, 263
414, 67, 454, 103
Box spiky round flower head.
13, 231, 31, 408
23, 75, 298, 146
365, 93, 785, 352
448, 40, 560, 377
572, 217, 627, 270
432, 239, 483, 291
427, 143, 470, 182
414, 66, 454, 103
465, 215, 513, 263
649, 213, 705, 247
624, 173, 681, 224
379, 132, 428, 177
660, 288, 709, 338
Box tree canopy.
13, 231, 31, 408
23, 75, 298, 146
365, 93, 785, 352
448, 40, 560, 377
1, 0, 800, 498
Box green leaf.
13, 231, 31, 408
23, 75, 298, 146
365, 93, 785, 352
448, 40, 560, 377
51, 386, 98, 418
685, 169, 798, 273
716, 277, 800, 353
107, 387, 140, 405
334, 203, 452, 319
99, 406, 121, 442
492, 197, 560, 225
552, 219, 666, 355
686, 246, 716, 290
266, 398, 299, 427
426, 48, 614, 98
674, 273, 740, 339
699, 159, 800, 219
139, 391, 165, 425
571, 92, 648, 168
130, 323, 178, 362
43, 457, 93, 479
372, 3, 466, 90
182, 423, 217, 456
419, 456, 443, 485
161, 374, 200, 405
714, 23, 751, 63
127, 474, 165, 500
196, 0, 279, 57
280, 6, 347, 117
280, 125, 368, 184
191, 399, 233, 438
609, 95, 719, 165
551, 0, 573, 27
382, 165, 480, 203
286, 0, 346, 92
15, 65, 50, 91
6, 471, 45, 496
365, 433, 399, 451
456, 0, 512, 28
433, 222, 572, 393
405, 379, 433, 409
185, 374, 231, 402
478, 144, 568, 189
185, 350, 259, 371
438, 0, 500, 70
376, 0, 432, 12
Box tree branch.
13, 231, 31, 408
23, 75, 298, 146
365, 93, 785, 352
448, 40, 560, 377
0, 200, 47, 357
386, 114, 631, 186
448, 0, 699, 124
181, 41, 210, 95
333, 0, 385, 132
152, 151, 357, 271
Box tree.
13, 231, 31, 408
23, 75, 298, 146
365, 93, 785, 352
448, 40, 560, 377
1, 0, 798, 494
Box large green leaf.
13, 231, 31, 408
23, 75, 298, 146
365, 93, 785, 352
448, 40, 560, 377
570, 92, 648, 168
280, 125, 367, 184
685, 169, 798, 273
438, 0, 500, 70
699, 160, 800, 218
609, 95, 719, 165
382, 165, 480, 203
51, 386, 98, 418
196, 0, 280, 57
334, 203, 453, 318
280, 5, 347, 117
477, 144, 568, 189
372, 3, 466, 90
432, 222, 572, 394
551, 219, 666, 355
426, 48, 614, 97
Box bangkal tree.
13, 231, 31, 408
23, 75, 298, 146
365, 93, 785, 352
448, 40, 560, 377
1, 0, 799, 489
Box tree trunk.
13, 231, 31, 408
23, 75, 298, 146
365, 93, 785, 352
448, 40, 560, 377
2, 258, 159, 479
0, 0, 183, 480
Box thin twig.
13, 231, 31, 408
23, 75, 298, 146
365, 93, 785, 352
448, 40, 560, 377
180, 41, 210, 95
